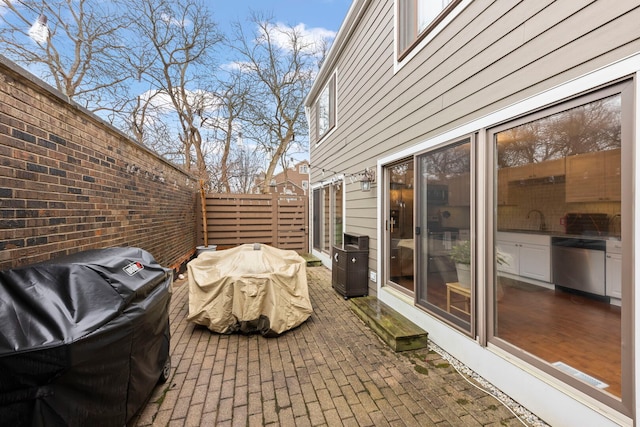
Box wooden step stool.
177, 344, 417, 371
350, 296, 428, 352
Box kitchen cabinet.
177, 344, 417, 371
507, 158, 565, 182
606, 253, 621, 299
447, 172, 470, 206
496, 232, 551, 282
606, 239, 622, 299
565, 149, 621, 202
497, 168, 510, 205
603, 149, 621, 201
391, 245, 413, 279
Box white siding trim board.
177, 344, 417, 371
632, 64, 640, 426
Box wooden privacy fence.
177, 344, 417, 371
197, 193, 309, 253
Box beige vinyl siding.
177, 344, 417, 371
309, 0, 640, 295
312, 2, 392, 187
313, 1, 393, 234
439, 1, 640, 117
312, 0, 640, 168
325, 10, 394, 171
314, 2, 393, 165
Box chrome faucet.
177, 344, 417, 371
527, 209, 547, 231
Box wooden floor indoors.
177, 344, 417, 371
391, 274, 622, 397
496, 277, 621, 397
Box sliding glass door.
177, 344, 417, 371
491, 82, 630, 403
416, 138, 472, 332
386, 160, 415, 293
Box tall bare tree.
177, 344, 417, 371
0, 0, 133, 115
127, 0, 222, 176
228, 13, 319, 194
199, 70, 253, 192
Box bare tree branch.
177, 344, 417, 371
227, 12, 319, 193
0, 0, 134, 113
126, 0, 222, 176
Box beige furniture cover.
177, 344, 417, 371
187, 243, 313, 336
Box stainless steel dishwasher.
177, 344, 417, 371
552, 237, 606, 296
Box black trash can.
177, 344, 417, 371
0, 247, 172, 427
332, 232, 369, 299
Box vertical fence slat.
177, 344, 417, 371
201, 193, 308, 252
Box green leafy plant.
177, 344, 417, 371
449, 240, 507, 265
449, 240, 471, 265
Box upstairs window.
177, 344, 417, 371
398, 0, 462, 59
299, 164, 309, 174
316, 74, 336, 141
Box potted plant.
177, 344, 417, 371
449, 240, 508, 289
450, 240, 472, 288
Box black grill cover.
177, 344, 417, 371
0, 247, 172, 426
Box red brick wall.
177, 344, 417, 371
0, 57, 198, 271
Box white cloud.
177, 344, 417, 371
136, 88, 221, 121
160, 12, 192, 28
259, 21, 336, 56
221, 61, 252, 73
0, 0, 16, 16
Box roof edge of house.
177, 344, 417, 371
305, 0, 371, 106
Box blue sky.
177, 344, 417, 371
209, 0, 352, 35
1, 0, 352, 165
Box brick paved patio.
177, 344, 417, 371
132, 265, 530, 426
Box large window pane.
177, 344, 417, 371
313, 183, 342, 254
494, 94, 622, 397
416, 139, 472, 332
317, 86, 329, 137
388, 160, 415, 293
323, 186, 330, 251
333, 182, 343, 247
316, 75, 335, 140
313, 188, 321, 251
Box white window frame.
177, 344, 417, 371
395, 0, 471, 72
315, 73, 336, 142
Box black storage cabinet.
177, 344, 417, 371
332, 232, 369, 299
0, 247, 172, 427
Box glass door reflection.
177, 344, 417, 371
388, 160, 414, 293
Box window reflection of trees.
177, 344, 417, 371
391, 162, 414, 188
317, 92, 329, 136
497, 95, 621, 168
422, 142, 470, 182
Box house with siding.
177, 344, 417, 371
255, 160, 310, 195
305, 1, 640, 425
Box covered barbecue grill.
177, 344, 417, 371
0, 247, 172, 426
